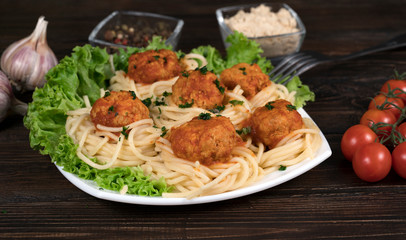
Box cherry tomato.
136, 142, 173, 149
352, 142, 392, 182
391, 142, 406, 179
397, 122, 406, 139
368, 94, 404, 119
341, 124, 378, 161
380, 79, 406, 104
360, 109, 396, 139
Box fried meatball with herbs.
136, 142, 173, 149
90, 91, 149, 127
250, 99, 303, 149
127, 49, 181, 84
167, 115, 242, 166
220, 62, 271, 99
171, 67, 226, 110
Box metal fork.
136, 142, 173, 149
270, 33, 406, 85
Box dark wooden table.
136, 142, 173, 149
1, 0, 406, 239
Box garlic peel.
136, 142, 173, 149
1, 16, 58, 92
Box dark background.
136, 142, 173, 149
1, 0, 406, 239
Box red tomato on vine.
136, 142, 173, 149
352, 142, 392, 182
360, 109, 396, 140
368, 94, 404, 120
380, 70, 406, 104
341, 124, 378, 161
392, 142, 406, 179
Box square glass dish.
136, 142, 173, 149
89, 11, 184, 53
216, 3, 306, 58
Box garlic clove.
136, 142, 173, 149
0, 91, 11, 123
2, 42, 37, 90
0, 70, 28, 123
26, 20, 58, 90
0, 16, 58, 92
0, 70, 12, 97
0, 71, 13, 122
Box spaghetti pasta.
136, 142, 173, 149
65, 52, 322, 199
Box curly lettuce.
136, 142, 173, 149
24, 33, 315, 197
24, 44, 170, 196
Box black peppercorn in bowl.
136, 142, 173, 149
89, 11, 184, 53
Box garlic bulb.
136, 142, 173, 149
1, 16, 58, 92
0, 71, 12, 122
0, 70, 27, 123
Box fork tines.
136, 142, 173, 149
269, 51, 320, 85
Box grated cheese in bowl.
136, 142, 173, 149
225, 4, 298, 38
217, 3, 306, 58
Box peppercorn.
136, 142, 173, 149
103, 21, 172, 48
104, 30, 116, 42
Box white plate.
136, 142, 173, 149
56, 108, 332, 205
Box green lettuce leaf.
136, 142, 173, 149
24, 44, 171, 196
224, 31, 272, 74
190, 45, 226, 75
286, 76, 315, 108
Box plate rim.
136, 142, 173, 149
56, 108, 332, 205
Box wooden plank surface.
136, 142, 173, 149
1, 0, 406, 239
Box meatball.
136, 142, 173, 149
90, 91, 149, 127
127, 49, 181, 84
167, 116, 242, 166
171, 68, 226, 109
250, 99, 303, 149
220, 62, 271, 99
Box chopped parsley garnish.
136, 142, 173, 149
103, 91, 111, 98
153, 55, 160, 60
209, 105, 225, 114
181, 71, 189, 78
199, 66, 208, 75
163, 91, 172, 97
154, 97, 167, 106
198, 113, 211, 120
178, 99, 194, 108
160, 126, 168, 137
121, 126, 129, 139
239, 67, 247, 75
229, 100, 244, 106
265, 101, 275, 110
213, 79, 225, 94
286, 104, 297, 111
236, 126, 251, 135
129, 91, 137, 99
142, 97, 152, 107
108, 105, 114, 113
133, 65, 137, 69
279, 165, 287, 171
163, 57, 167, 63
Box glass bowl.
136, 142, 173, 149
89, 11, 184, 53
216, 3, 306, 58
